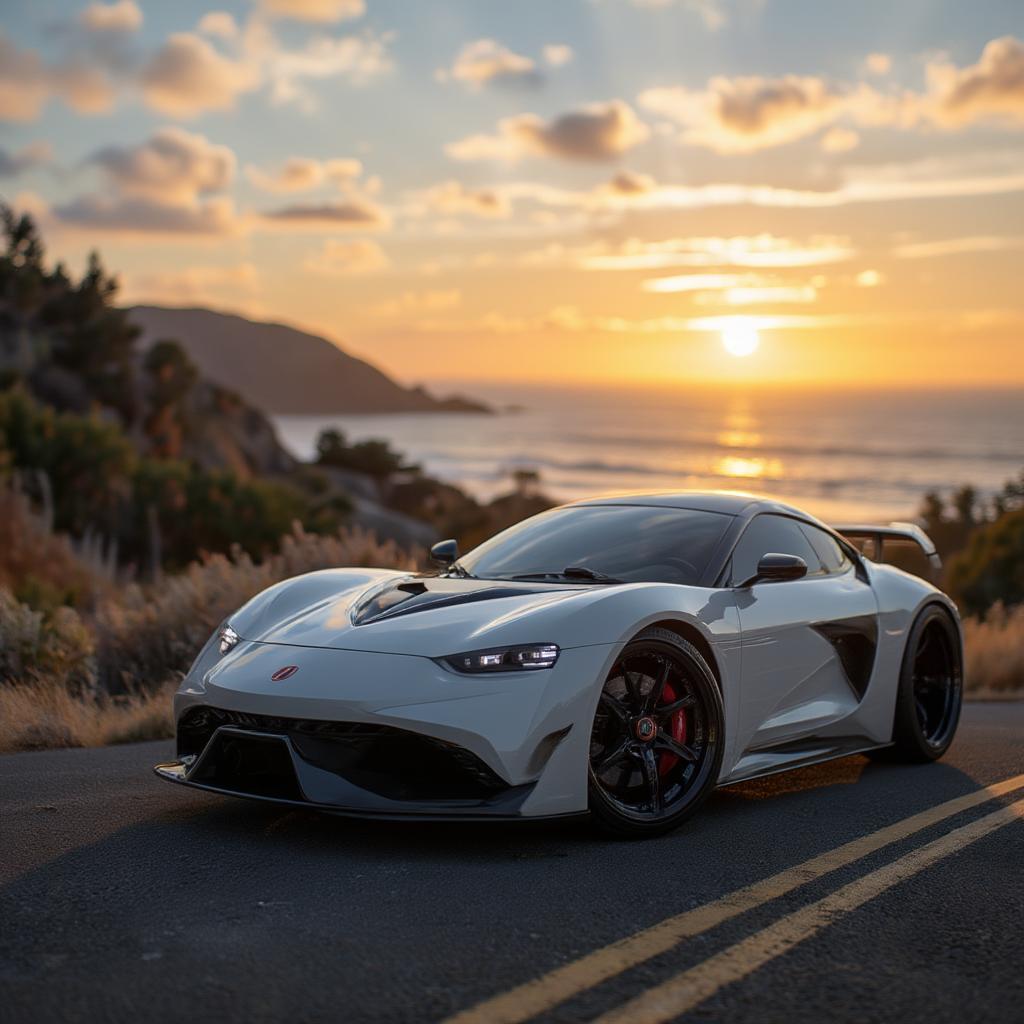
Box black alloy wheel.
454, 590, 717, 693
882, 605, 963, 762
588, 627, 723, 838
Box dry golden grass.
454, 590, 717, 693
92, 522, 421, 693
0, 679, 175, 752
963, 602, 1024, 695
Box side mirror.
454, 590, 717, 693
430, 538, 459, 567
740, 552, 808, 588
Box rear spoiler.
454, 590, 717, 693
833, 522, 942, 571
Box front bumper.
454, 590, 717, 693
155, 639, 620, 819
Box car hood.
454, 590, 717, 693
227, 568, 631, 657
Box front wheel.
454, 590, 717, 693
880, 605, 963, 762
588, 628, 724, 838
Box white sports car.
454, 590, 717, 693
155, 492, 963, 837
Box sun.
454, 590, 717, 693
721, 322, 760, 358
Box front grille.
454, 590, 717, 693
178, 706, 508, 802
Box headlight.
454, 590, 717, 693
218, 624, 240, 655
441, 644, 559, 674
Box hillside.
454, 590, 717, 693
128, 306, 490, 416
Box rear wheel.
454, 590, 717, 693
880, 605, 963, 762
588, 628, 724, 838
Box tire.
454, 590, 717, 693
878, 605, 963, 763
588, 627, 724, 838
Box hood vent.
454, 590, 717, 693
350, 576, 552, 626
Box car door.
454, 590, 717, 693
728, 514, 879, 768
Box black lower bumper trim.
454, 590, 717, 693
163, 715, 539, 818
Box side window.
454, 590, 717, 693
800, 523, 853, 576
729, 514, 823, 585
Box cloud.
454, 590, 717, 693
606, 169, 657, 194
855, 269, 883, 287
637, 37, 1024, 153
928, 36, 1024, 126
640, 271, 820, 304
642, 272, 753, 293
120, 263, 260, 306
892, 235, 1024, 259
55, 193, 238, 235
255, 0, 366, 22
56, 127, 239, 236
87, 126, 235, 201
370, 289, 462, 317
864, 53, 892, 76
415, 180, 510, 218
640, 75, 848, 152
262, 197, 389, 229
0, 142, 52, 178
698, 284, 818, 305
539, 234, 857, 271
447, 100, 650, 162
2, 10, 392, 124
443, 39, 540, 90
544, 44, 573, 68
140, 32, 258, 117
304, 238, 389, 274
489, 150, 1024, 220
261, 29, 393, 107
0, 33, 116, 121
246, 155, 362, 192
820, 126, 860, 152
78, 1, 143, 33
198, 12, 240, 39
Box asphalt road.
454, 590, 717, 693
1, 702, 1022, 1024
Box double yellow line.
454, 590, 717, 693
446, 773, 1024, 1024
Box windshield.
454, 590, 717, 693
458, 505, 733, 586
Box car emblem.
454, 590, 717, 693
635, 716, 656, 741
270, 665, 299, 681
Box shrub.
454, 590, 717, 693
316, 427, 416, 477
93, 522, 421, 693
947, 509, 1024, 616
0, 587, 96, 694
0, 485, 114, 611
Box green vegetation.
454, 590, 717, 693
0, 387, 316, 571
918, 473, 1024, 615
316, 427, 419, 478
947, 511, 1024, 616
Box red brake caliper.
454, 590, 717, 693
657, 682, 688, 776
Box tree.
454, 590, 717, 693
947, 510, 1024, 616
315, 428, 414, 478
315, 428, 348, 466
511, 467, 540, 497
0, 206, 140, 423
142, 340, 199, 459
952, 485, 977, 528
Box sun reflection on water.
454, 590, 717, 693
714, 455, 784, 479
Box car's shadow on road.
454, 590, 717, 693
1, 752, 991, 914
103, 753, 980, 862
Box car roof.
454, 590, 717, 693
565, 490, 810, 519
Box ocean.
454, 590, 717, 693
274, 384, 1024, 525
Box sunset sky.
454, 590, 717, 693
2, 0, 1023, 388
